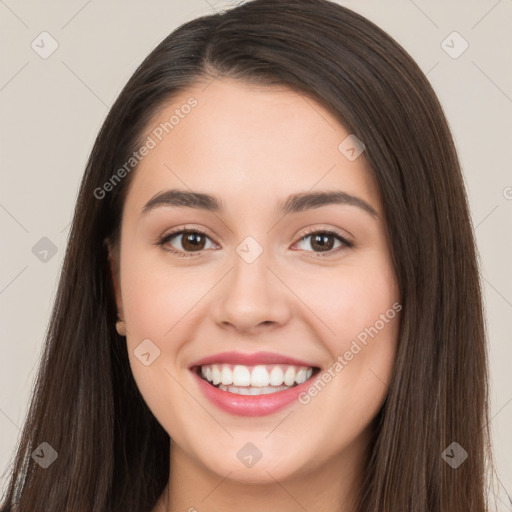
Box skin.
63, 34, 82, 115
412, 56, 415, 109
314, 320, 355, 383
109, 77, 401, 512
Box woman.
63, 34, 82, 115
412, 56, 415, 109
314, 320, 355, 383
0, 0, 495, 510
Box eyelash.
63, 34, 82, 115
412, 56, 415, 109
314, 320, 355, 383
155, 226, 354, 259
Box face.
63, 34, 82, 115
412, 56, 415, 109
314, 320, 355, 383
109, 78, 400, 486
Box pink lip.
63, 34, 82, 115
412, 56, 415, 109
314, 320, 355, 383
189, 351, 317, 368
191, 368, 318, 417
188, 351, 320, 417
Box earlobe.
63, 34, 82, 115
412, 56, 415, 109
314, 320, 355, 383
115, 320, 126, 336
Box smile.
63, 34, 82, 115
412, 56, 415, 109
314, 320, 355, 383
188, 351, 322, 416
197, 364, 317, 395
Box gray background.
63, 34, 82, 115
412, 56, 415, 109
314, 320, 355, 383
1, 0, 511, 507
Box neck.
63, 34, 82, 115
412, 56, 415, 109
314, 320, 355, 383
154, 431, 370, 512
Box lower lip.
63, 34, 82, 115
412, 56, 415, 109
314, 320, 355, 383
191, 368, 317, 417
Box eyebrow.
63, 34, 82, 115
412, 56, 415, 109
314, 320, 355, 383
141, 189, 378, 218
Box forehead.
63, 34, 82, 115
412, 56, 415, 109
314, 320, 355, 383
123, 78, 381, 217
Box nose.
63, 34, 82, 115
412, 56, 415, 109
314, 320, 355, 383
212, 249, 292, 335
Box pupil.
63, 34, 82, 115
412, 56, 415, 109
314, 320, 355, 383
183, 232, 204, 251
313, 234, 333, 251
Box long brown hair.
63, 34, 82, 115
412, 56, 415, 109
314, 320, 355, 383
0, 1, 495, 510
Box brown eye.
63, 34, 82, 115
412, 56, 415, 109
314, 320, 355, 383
309, 233, 336, 252
158, 229, 216, 257
294, 229, 353, 257
179, 231, 207, 251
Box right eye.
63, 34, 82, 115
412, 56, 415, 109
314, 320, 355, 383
157, 228, 218, 257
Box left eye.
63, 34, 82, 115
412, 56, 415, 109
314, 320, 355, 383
294, 230, 352, 255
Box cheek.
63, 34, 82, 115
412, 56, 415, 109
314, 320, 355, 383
119, 246, 196, 338
308, 261, 400, 410
290, 250, 400, 412
117, 246, 180, 382
118, 254, 197, 429
289, 252, 399, 349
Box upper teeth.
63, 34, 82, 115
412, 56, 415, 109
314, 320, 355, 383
200, 364, 314, 387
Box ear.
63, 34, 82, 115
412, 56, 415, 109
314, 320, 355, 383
105, 237, 124, 320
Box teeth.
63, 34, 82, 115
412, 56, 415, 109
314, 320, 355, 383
218, 384, 295, 395
250, 365, 270, 387
295, 368, 308, 384
221, 365, 233, 385
211, 365, 222, 385
284, 366, 296, 386
199, 363, 316, 389
269, 366, 284, 386
232, 365, 251, 386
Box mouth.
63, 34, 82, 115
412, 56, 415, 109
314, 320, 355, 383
192, 363, 321, 396
188, 351, 323, 416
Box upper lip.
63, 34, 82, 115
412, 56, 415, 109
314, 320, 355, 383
189, 351, 319, 368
